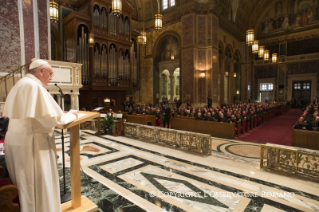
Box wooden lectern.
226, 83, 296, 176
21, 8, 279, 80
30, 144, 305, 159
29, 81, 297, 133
59, 111, 99, 212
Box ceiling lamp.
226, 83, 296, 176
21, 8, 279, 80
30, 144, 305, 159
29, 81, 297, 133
246, 29, 254, 46
258, 45, 265, 58
112, 0, 122, 17
155, 14, 162, 32
272, 53, 277, 63
137, 34, 144, 44
49, 0, 59, 22
88, 32, 94, 47
252, 40, 259, 54
264, 50, 269, 61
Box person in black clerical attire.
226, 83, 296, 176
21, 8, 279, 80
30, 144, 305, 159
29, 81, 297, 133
128, 107, 133, 115
311, 117, 319, 131
294, 117, 311, 130
207, 97, 212, 108
196, 112, 203, 120
163, 104, 171, 128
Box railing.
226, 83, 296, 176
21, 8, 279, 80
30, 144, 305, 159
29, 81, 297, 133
124, 122, 212, 155
260, 143, 319, 178
0, 63, 29, 101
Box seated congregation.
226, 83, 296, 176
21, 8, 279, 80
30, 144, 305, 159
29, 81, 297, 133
294, 103, 319, 131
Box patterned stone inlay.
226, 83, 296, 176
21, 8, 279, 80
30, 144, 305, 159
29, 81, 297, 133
80, 143, 110, 155
100, 158, 144, 174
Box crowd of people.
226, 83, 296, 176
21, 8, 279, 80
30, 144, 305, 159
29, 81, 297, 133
294, 102, 319, 131
123, 99, 286, 128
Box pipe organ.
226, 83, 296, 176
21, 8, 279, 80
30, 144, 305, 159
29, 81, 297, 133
63, 0, 139, 109
94, 45, 100, 78
109, 12, 117, 37
101, 45, 107, 78
77, 26, 89, 85
101, 8, 107, 30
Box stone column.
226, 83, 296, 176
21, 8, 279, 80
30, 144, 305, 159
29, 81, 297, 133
75, 94, 79, 110
71, 94, 75, 109
219, 61, 225, 105
170, 75, 175, 102
228, 61, 234, 104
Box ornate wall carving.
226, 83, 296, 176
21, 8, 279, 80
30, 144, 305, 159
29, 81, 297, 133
182, 49, 194, 102
182, 14, 195, 47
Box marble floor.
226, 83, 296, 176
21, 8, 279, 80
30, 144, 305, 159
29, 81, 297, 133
55, 130, 319, 212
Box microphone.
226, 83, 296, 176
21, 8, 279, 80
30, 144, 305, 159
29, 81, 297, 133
54, 83, 64, 96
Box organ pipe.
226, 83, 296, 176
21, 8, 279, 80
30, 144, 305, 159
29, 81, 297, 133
77, 27, 89, 85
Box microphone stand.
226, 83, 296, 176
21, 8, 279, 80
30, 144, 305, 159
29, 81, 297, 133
55, 84, 71, 203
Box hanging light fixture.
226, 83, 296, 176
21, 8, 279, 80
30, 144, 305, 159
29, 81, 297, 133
264, 50, 269, 61
49, 0, 59, 22
137, 34, 144, 44
258, 45, 265, 58
88, 32, 94, 47
155, 14, 162, 32
246, 29, 254, 46
252, 40, 259, 54
112, 0, 122, 17
141, 31, 146, 45
272, 53, 277, 63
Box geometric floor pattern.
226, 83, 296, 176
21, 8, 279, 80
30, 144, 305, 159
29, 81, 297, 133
55, 130, 319, 212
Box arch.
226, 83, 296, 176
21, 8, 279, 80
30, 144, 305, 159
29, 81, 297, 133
109, 43, 117, 51
225, 44, 234, 59
93, 4, 100, 28
234, 50, 241, 62
153, 31, 181, 57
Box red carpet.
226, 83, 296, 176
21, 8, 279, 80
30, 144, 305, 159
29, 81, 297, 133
237, 109, 303, 146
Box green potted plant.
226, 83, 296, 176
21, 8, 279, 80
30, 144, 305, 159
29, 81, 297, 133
102, 115, 115, 135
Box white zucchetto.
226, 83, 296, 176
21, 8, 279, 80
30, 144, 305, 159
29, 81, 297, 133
29, 59, 49, 70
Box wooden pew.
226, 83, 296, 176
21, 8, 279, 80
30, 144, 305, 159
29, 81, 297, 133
292, 129, 319, 150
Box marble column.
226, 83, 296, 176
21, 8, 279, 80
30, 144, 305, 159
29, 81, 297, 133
228, 62, 234, 104
219, 61, 225, 105
57, 94, 61, 107
71, 94, 75, 109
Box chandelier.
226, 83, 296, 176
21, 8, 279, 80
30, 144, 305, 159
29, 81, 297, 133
258, 45, 265, 58
155, 14, 162, 32
49, 0, 59, 22
112, 0, 122, 17
252, 40, 259, 54
246, 29, 254, 46
272, 53, 277, 63
263, 50, 269, 61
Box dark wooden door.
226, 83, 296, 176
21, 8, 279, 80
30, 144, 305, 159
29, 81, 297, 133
292, 81, 311, 107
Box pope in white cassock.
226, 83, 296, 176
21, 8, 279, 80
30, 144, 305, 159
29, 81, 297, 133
3, 59, 78, 212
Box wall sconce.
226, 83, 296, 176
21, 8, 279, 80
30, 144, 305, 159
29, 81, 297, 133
237, 90, 240, 94
200, 71, 206, 78
104, 98, 110, 103
88, 32, 94, 47
233, 72, 237, 77
225, 71, 229, 77
170, 51, 175, 61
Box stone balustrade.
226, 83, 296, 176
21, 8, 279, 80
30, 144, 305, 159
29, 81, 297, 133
124, 122, 212, 155
260, 143, 319, 178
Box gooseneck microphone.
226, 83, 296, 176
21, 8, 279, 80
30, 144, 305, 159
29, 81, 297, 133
54, 83, 64, 96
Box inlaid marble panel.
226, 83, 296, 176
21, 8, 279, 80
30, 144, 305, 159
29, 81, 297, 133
0, 0, 21, 72
100, 158, 144, 174
212, 15, 219, 48
207, 15, 212, 46
212, 48, 219, 103
23, 0, 35, 63
182, 49, 194, 103
38, 0, 49, 59
181, 14, 194, 47
140, 51, 153, 104
197, 15, 207, 46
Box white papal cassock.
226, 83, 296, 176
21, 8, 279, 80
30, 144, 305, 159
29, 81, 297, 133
3, 74, 76, 212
